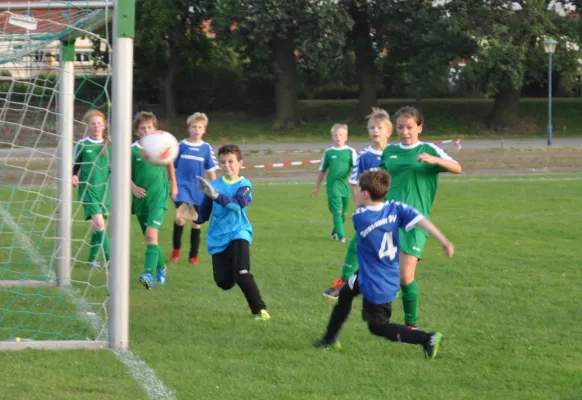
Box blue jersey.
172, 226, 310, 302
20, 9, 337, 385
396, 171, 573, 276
174, 140, 218, 206
348, 146, 383, 185
353, 201, 424, 304
196, 177, 253, 255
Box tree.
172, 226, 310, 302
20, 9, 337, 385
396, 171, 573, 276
212, 0, 351, 128
135, 0, 214, 119
458, 0, 582, 130
380, 0, 479, 107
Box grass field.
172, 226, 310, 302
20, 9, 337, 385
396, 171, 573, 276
1, 174, 582, 399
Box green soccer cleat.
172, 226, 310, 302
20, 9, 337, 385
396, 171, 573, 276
424, 332, 443, 360
313, 337, 342, 350
254, 309, 271, 321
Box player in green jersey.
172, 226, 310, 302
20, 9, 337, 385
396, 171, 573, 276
381, 106, 462, 328
131, 111, 178, 289
72, 110, 111, 269
310, 124, 357, 242
322, 109, 392, 299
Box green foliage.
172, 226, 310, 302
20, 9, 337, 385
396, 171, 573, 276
459, 0, 582, 95
134, 0, 215, 99
378, 0, 479, 99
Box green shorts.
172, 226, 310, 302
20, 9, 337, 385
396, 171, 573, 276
399, 227, 428, 259
136, 206, 168, 234
83, 203, 110, 221
79, 185, 110, 220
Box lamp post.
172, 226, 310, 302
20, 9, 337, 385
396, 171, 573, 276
544, 37, 557, 146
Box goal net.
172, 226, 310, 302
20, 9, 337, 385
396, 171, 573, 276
0, 1, 125, 350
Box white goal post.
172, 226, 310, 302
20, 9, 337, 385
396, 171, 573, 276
0, 0, 134, 351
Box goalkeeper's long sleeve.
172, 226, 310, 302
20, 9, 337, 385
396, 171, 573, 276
195, 195, 213, 224
215, 186, 252, 213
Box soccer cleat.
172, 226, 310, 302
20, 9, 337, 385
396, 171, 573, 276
323, 278, 346, 300
254, 309, 271, 321
313, 337, 342, 350
138, 273, 154, 290
424, 332, 443, 360
88, 261, 101, 271
407, 324, 419, 330
170, 249, 180, 263
331, 232, 339, 241
339, 237, 347, 244
156, 265, 168, 285
189, 256, 200, 265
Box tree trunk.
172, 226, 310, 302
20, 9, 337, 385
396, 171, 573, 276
163, 41, 179, 120
486, 86, 521, 130
272, 35, 300, 129
351, 10, 377, 118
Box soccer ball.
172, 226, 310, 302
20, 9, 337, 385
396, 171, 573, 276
140, 130, 179, 166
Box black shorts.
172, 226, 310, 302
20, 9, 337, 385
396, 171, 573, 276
344, 273, 393, 326
211, 239, 251, 289
174, 201, 199, 211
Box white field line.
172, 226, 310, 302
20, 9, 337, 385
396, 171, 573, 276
0, 203, 176, 400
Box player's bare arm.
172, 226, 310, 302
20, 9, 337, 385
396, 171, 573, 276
131, 180, 147, 198
416, 153, 462, 174
415, 218, 454, 258
166, 164, 178, 200
310, 171, 325, 196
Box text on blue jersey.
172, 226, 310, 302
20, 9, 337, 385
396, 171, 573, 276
352, 200, 424, 304
174, 140, 218, 206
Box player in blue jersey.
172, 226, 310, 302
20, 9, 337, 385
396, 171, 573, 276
171, 112, 218, 265
314, 170, 454, 359
323, 108, 392, 299
194, 144, 270, 320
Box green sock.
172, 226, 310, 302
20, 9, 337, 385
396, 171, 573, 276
156, 245, 165, 270
144, 244, 159, 275
88, 230, 102, 262
103, 232, 110, 261
400, 280, 419, 326
332, 212, 346, 239
340, 236, 359, 280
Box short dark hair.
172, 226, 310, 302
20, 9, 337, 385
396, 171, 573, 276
218, 144, 243, 161
132, 111, 158, 132
359, 170, 391, 201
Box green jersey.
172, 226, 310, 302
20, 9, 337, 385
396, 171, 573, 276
131, 141, 169, 216
320, 146, 358, 197
380, 142, 457, 218
74, 137, 110, 186
74, 137, 111, 219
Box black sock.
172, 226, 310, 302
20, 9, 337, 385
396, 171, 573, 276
236, 272, 267, 314
173, 223, 184, 250
190, 228, 201, 258
368, 322, 431, 345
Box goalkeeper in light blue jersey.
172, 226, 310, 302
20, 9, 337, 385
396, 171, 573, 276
314, 170, 454, 359
195, 145, 270, 321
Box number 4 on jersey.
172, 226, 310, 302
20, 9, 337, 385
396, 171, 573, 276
379, 232, 398, 260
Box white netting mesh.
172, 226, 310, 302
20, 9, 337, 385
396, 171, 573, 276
0, 1, 113, 342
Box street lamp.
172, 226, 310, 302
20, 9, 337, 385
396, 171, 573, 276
544, 37, 557, 146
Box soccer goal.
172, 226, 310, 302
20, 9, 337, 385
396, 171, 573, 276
0, 0, 134, 350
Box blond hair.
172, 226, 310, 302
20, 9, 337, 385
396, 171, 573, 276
187, 112, 209, 128
133, 111, 158, 132
83, 109, 109, 155
366, 107, 392, 131
330, 123, 348, 135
